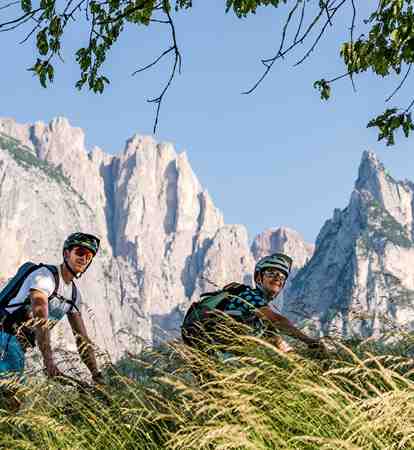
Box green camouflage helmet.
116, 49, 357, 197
254, 253, 293, 279
63, 232, 100, 256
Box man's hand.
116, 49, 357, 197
91, 370, 105, 385
44, 360, 63, 378
307, 339, 329, 357
269, 335, 293, 353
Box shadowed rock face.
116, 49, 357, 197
0, 117, 258, 358
284, 151, 414, 339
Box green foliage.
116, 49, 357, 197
0, 133, 91, 210
313, 78, 331, 100
28, 59, 55, 88
367, 108, 414, 145
21, 0, 32, 14
341, 1, 414, 77
27, 0, 159, 94
339, 0, 414, 144
225, 0, 287, 17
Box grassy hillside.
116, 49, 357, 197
0, 332, 413, 449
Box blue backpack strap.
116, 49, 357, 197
0, 262, 42, 310
67, 282, 80, 314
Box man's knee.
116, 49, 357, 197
0, 333, 25, 376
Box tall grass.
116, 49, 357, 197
0, 330, 413, 449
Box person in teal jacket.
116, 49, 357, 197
182, 253, 324, 352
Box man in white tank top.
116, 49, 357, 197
0, 232, 104, 384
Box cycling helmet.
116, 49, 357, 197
254, 253, 293, 280
63, 232, 100, 256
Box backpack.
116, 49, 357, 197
0, 262, 79, 347
181, 282, 250, 347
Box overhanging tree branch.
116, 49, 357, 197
348, 0, 356, 92
242, 1, 331, 95
293, 0, 306, 44
0, 1, 18, 11
2, 0, 414, 143
132, 46, 174, 75
386, 63, 412, 103
294, 0, 346, 66
0, 8, 41, 30
145, 1, 182, 133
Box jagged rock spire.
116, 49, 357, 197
284, 151, 414, 339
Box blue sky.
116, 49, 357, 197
2, 2, 414, 245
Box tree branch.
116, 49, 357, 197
132, 46, 174, 75
386, 63, 412, 103
405, 97, 414, 113
294, 0, 347, 67
293, 0, 306, 44
145, 1, 181, 133
18, 18, 41, 44
0, 1, 18, 11
96, 0, 154, 25
277, 0, 301, 59
243, 1, 329, 95
348, 0, 356, 92
0, 8, 41, 29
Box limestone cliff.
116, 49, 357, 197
284, 151, 414, 339
6, 117, 406, 353
0, 118, 257, 358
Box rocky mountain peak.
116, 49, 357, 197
358, 149, 383, 175
0, 116, 263, 354
284, 151, 414, 339
89, 146, 113, 166
49, 116, 71, 130
31, 116, 87, 163
354, 150, 414, 237
124, 134, 158, 155
251, 227, 314, 269
355, 150, 387, 197
0, 117, 34, 150
8, 115, 407, 352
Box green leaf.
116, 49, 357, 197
49, 16, 62, 38
47, 63, 54, 82
367, 108, 413, 146
313, 79, 331, 101
36, 29, 49, 56
21, 0, 32, 13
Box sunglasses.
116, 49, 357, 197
72, 246, 94, 260
262, 269, 286, 282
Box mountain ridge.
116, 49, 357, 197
1, 117, 311, 357
4, 116, 411, 355
284, 150, 414, 339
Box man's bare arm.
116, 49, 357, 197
30, 289, 61, 377
67, 311, 100, 378
257, 306, 318, 346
